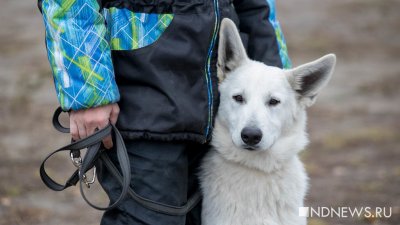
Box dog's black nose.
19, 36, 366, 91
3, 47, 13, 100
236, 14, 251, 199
241, 127, 262, 146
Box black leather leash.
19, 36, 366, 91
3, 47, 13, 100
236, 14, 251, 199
39, 107, 201, 215
40, 107, 131, 210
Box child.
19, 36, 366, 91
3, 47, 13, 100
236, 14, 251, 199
38, 0, 290, 224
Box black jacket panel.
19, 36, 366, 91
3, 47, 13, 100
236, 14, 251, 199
112, 1, 218, 143
233, 0, 283, 68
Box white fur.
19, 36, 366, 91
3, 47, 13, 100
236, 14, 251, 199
200, 19, 336, 225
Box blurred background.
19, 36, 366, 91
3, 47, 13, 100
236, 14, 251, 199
0, 0, 399, 224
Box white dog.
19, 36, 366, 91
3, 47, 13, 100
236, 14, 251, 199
199, 19, 336, 225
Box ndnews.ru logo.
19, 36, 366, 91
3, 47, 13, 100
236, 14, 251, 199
299, 207, 392, 218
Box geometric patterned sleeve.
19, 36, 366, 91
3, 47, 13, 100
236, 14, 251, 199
265, 0, 292, 69
39, 0, 120, 111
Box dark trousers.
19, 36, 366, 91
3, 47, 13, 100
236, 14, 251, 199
97, 139, 209, 225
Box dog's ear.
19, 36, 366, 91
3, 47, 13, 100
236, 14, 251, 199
217, 18, 248, 82
287, 54, 336, 107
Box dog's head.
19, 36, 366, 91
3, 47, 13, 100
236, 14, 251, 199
213, 19, 336, 169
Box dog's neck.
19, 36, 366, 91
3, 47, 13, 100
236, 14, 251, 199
211, 115, 309, 174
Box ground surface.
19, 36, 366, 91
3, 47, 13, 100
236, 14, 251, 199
0, 0, 399, 224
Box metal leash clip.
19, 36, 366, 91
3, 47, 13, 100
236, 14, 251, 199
70, 151, 82, 168
81, 168, 97, 188
70, 151, 97, 188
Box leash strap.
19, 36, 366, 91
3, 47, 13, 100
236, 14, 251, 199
40, 107, 201, 215
40, 110, 131, 210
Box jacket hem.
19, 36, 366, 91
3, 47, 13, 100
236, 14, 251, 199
119, 130, 208, 143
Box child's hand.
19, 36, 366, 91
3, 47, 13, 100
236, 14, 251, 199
69, 103, 120, 149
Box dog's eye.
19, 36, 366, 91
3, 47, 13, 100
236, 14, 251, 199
233, 95, 244, 103
269, 98, 280, 106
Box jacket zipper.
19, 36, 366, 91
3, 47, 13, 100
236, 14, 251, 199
204, 0, 220, 142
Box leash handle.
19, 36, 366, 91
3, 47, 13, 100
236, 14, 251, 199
40, 107, 131, 211
52, 107, 70, 133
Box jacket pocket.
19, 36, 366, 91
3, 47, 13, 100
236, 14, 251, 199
103, 8, 174, 51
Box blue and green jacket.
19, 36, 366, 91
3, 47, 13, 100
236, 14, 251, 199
39, 0, 291, 142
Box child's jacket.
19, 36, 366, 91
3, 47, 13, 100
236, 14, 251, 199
38, 0, 291, 143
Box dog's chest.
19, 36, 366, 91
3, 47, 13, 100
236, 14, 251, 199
200, 151, 306, 225
203, 154, 286, 203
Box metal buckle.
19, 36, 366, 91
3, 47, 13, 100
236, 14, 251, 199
70, 151, 97, 188
70, 152, 82, 168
